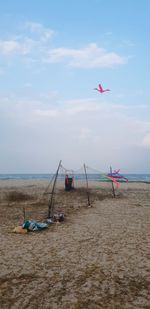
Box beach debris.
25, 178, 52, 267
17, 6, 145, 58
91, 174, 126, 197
94, 83, 110, 93
13, 226, 28, 234
53, 212, 64, 222
22, 220, 48, 231
46, 212, 65, 224
46, 218, 54, 224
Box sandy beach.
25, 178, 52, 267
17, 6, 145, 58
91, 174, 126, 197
0, 179, 150, 309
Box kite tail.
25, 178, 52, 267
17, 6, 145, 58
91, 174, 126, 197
106, 176, 119, 189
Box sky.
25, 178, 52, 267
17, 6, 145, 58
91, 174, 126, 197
0, 0, 150, 173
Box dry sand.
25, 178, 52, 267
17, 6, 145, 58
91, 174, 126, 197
0, 179, 150, 309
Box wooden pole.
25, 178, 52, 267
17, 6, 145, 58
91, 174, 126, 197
84, 163, 91, 207
48, 160, 62, 218
110, 166, 116, 198
23, 207, 26, 220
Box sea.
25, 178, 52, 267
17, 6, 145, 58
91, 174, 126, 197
0, 173, 150, 182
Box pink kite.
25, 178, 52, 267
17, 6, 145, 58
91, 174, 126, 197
94, 84, 110, 93
106, 168, 128, 189
108, 169, 128, 182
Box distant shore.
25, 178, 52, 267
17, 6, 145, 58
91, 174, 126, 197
0, 172, 150, 183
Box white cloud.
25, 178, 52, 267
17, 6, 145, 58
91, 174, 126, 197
0, 92, 150, 172
0, 38, 35, 55
64, 98, 128, 116
35, 109, 58, 118
0, 23, 126, 70
129, 119, 150, 134
79, 127, 92, 140
143, 132, 150, 147
0, 22, 54, 57
0, 40, 20, 54
47, 43, 126, 68
25, 21, 55, 41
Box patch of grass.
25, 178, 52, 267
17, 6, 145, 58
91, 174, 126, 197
6, 191, 33, 202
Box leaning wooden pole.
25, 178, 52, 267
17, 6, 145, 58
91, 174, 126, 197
110, 166, 116, 198
84, 163, 91, 207
48, 160, 62, 218
23, 207, 26, 220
